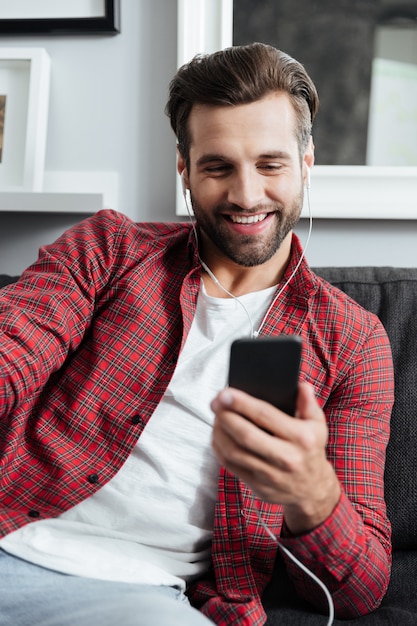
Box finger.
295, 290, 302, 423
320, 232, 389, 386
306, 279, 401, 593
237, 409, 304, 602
211, 387, 299, 440
212, 404, 302, 488
212, 405, 290, 457
212, 423, 294, 502
295, 382, 326, 423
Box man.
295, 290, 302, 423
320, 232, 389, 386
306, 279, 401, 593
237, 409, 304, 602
0, 43, 393, 625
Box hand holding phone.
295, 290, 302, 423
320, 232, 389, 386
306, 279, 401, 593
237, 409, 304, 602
228, 335, 302, 416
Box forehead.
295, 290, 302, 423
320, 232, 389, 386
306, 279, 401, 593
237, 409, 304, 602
187, 92, 299, 158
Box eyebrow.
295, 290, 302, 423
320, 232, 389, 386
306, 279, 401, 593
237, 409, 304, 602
195, 151, 292, 167
257, 151, 292, 160
195, 154, 228, 167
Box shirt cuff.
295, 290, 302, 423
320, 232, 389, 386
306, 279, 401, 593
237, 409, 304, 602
279, 489, 365, 582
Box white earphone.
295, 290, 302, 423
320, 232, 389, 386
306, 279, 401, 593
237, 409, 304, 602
305, 165, 311, 190
181, 172, 187, 198
180, 162, 313, 338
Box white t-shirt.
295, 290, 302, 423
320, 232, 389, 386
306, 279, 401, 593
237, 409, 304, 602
0, 281, 276, 590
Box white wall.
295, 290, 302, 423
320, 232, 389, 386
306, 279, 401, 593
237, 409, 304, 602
0, 0, 416, 275
294, 219, 417, 268
0, 0, 178, 274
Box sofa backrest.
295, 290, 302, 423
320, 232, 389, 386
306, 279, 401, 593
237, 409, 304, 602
0, 275, 19, 288
1, 268, 416, 550
314, 267, 417, 551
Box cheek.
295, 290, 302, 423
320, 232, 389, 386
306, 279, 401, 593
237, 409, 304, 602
269, 175, 296, 197
191, 180, 225, 209
269, 177, 303, 205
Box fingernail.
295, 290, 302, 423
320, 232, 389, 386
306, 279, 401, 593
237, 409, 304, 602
220, 389, 234, 406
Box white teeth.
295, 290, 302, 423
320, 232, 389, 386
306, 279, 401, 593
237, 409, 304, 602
230, 213, 268, 224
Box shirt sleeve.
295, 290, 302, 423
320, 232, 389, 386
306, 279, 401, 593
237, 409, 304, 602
0, 210, 129, 419
280, 317, 393, 618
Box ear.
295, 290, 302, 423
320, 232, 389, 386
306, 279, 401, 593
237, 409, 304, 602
303, 136, 315, 187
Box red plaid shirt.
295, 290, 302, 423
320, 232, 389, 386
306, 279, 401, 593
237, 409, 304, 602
0, 210, 393, 625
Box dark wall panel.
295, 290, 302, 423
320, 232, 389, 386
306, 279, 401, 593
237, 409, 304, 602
233, 0, 381, 165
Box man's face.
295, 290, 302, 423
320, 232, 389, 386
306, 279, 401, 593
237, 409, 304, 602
182, 92, 313, 267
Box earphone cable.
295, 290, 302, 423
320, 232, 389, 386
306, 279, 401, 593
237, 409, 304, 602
254, 183, 313, 336
183, 181, 313, 339
255, 508, 334, 626
184, 182, 332, 621
184, 187, 256, 336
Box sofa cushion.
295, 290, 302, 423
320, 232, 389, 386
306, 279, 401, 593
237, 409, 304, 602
264, 550, 417, 625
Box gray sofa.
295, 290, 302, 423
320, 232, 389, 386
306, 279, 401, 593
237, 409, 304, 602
1, 267, 416, 624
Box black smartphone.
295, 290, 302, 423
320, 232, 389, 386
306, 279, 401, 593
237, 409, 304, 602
228, 335, 302, 416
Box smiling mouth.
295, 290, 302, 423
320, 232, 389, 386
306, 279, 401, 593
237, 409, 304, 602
229, 213, 268, 224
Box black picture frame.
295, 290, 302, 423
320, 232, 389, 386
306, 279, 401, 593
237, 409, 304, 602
0, 0, 120, 36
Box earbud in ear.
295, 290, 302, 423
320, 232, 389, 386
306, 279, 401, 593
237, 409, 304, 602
305, 166, 311, 190
181, 171, 195, 219
181, 172, 187, 198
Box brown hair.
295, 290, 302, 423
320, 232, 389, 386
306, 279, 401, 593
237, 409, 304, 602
165, 42, 319, 168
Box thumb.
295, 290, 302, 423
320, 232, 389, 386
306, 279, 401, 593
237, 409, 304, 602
295, 381, 324, 423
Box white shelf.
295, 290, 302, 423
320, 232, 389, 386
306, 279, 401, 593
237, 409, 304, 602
0, 191, 104, 213
0, 171, 119, 214
301, 166, 417, 220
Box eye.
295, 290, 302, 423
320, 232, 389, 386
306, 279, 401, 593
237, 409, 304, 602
257, 162, 282, 172
205, 164, 232, 176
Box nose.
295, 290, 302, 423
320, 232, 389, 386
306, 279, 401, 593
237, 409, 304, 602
226, 169, 265, 210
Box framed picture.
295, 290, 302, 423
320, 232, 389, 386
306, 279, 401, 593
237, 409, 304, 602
0, 0, 120, 36
0, 48, 51, 191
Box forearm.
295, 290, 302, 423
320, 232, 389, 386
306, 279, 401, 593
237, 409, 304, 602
0, 268, 93, 417
279, 490, 391, 617
279, 317, 394, 617
0, 211, 125, 418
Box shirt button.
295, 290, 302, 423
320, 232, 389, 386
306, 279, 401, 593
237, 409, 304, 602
87, 473, 99, 484
28, 510, 40, 518
131, 415, 141, 425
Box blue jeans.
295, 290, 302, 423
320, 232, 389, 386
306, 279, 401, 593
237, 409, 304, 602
0, 549, 214, 625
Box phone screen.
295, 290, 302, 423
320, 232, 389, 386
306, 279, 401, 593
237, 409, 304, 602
228, 335, 302, 416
